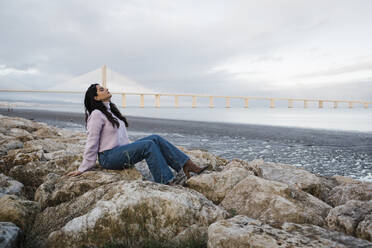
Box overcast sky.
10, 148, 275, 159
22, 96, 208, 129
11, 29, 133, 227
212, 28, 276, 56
1, 0, 372, 100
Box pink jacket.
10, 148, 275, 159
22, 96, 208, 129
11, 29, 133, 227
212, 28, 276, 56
78, 102, 130, 172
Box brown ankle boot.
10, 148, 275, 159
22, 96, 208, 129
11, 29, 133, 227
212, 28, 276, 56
183, 160, 208, 179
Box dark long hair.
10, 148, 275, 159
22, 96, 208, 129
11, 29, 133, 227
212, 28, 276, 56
84, 83, 129, 129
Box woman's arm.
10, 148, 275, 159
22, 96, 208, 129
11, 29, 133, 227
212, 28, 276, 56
68, 110, 104, 176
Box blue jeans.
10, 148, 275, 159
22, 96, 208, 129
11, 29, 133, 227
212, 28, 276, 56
98, 134, 190, 184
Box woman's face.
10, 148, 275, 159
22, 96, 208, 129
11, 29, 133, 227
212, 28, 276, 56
94, 85, 112, 102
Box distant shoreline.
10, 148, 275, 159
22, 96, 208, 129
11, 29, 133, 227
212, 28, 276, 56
1, 107, 372, 149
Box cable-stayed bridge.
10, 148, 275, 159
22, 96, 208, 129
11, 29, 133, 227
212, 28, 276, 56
0, 65, 371, 109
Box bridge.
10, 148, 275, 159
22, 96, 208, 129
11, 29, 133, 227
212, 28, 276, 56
0, 65, 370, 109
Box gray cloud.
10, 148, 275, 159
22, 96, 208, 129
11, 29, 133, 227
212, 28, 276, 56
294, 61, 372, 78
0, 0, 372, 100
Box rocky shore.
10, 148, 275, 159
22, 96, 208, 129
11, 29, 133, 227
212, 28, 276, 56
0, 114, 371, 248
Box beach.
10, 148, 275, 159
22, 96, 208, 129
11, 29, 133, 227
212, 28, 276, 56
1, 107, 372, 181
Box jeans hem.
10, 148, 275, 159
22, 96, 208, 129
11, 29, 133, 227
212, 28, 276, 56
179, 157, 190, 171
165, 175, 175, 185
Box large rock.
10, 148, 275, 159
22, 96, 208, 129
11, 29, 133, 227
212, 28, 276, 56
208, 215, 372, 248
0, 114, 66, 140
0, 138, 23, 156
253, 159, 325, 197
9, 154, 82, 188
24, 137, 84, 154
0, 146, 45, 175
228, 159, 263, 176
221, 175, 332, 227
0, 115, 42, 133
208, 215, 309, 248
8, 128, 31, 138
0, 222, 23, 248
326, 179, 372, 207
282, 221, 372, 248
0, 115, 85, 174
35, 170, 142, 209
31, 126, 62, 139
0, 174, 24, 196
179, 147, 229, 171
332, 175, 360, 185
28, 180, 227, 248
326, 200, 372, 241
0, 194, 40, 231
186, 159, 260, 204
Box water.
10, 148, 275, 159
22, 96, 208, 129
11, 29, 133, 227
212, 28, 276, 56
120, 107, 372, 133
1, 99, 372, 133
125, 128, 372, 182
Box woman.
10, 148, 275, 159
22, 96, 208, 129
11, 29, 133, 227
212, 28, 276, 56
67, 84, 207, 185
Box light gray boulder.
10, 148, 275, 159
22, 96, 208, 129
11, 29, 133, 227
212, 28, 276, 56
0, 138, 23, 156
253, 159, 325, 197
28, 180, 227, 248
221, 175, 332, 227
35, 170, 142, 209
208, 215, 372, 248
179, 147, 229, 171
326, 200, 372, 241
0, 222, 22, 248
326, 179, 372, 207
0, 194, 40, 231
282, 221, 372, 248
186, 159, 261, 204
0, 174, 24, 196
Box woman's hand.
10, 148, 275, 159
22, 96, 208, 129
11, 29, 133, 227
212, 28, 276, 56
66, 170, 82, 177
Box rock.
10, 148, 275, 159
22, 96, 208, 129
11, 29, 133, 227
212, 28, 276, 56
31, 126, 62, 138
42, 148, 84, 161
314, 175, 340, 205
357, 214, 372, 242
0, 174, 24, 196
27, 184, 111, 247
332, 175, 361, 185
282, 222, 372, 248
0, 222, 23, 248
208, 215, 372, 248
35, 170, 142, 209
9, 154, 81, 187
7, 155, 82, 200
227, 159, 263, 176
1, 146, 45, 174
253, 159, 325, 198
0, 116, 41, 133
326, 180, 372, 207
0, 138, 23, 156
24, 137, 84, 154
221, 175, 332, 227
186, 160, 257, 204
179, 148, 229, 171
208, 215, 306, 248
326, 200, 372, 241
131, 160, 157, 181
9, 128, 30, 137
207, 215, 372, 248
29, 180, 227, 248
0, 195, 40, 231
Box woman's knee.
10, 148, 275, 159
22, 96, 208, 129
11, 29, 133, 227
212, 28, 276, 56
143, 140, 156, 149
140, 140, 158, 157
147, 134, 161, 140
